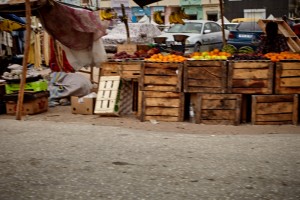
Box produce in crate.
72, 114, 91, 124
189, 49, 231, 60
145, 53, 187, 62
228, 53, 269, 61
222, 44, 237, 54
263, 51, 300, 62
238, 46, 254, 54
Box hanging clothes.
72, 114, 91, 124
49, 38, 74, 73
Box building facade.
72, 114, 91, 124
61, 0, 298, 24
223, 0, 292, 22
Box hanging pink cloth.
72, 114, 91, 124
38, 1, 108, 50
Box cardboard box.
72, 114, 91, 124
6, 96, 48, 115
71, 96, 96, 115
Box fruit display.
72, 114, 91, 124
145, 53, 187, 62
110, 48, 161, 60
238, 46, 254, 54
153, 11, 164, 25
99, 9, 115, 20
263, 52, 300, 62
189, 49, 231, 60
228, 53, 269, 61
222, 44, 237, 54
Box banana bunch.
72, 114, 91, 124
179, 9, 189, 19
100, 9, 115, 20
153, 11, 164, 24
169, 12, 185, 25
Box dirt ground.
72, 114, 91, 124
1, 105, 299, 135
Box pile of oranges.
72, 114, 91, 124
190, 49, 232, 58
263, 52, 300, 62
145, 53, 187, 63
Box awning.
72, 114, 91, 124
132, 0, 162, 8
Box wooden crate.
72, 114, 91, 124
194, 93, 242, 125
140, 62, 183, 92
100, 61, 142, 79
184, 60, 227, 93
140, 91, 185, 122
100, 62, 120, 76
275, 61, 300, 94
228, 61, 274, 94
251, 94, 298, 125
94, 76, 121, 116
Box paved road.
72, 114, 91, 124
0, 119, 299, 200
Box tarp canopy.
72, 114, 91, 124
132, 0, 162, 8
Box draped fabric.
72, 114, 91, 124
38, 0, 109, 51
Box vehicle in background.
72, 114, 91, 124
155, 20, 229, 54
102, 23, 162, 53
227, 21, 264, 50
223, 23, 238, 31
231, 18, 258, 23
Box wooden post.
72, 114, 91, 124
121, 3, 130, 43
16, 0, 32, 120
219, 0, 226, 46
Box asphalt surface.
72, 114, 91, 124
0, 119, 300, 200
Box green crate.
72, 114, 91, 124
5, 80, 48, 94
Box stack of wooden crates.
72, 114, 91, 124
138, 59, 299, 125
139, 61, 185, 122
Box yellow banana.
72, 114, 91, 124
179, 9, 189, 19
99, 10, 105, 20
169, 12, 177, 24
174, 12, 185, 25
154, 11, 164, 24
100, 9, 114, 20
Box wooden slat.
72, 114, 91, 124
144, 91, 181, 98
232, 69, 269, 79
144, 68, 178, 75
231, 79, 269, 88
256, 113, 293, 121
144, 115, 179, 122
145, 98, 180, 107
256, 102, 293, 114
187, 79, 222, 87
145, 107, 179, 116
201, 99, 237, 110
144, 76, 178, 85
201, 110, 236, 120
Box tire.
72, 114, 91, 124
194, 42, 201, 52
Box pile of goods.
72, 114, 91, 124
145, 53, 187, 62
110, 48, 160, 60
263, 52, 300, 62
189, 49, 231, 60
